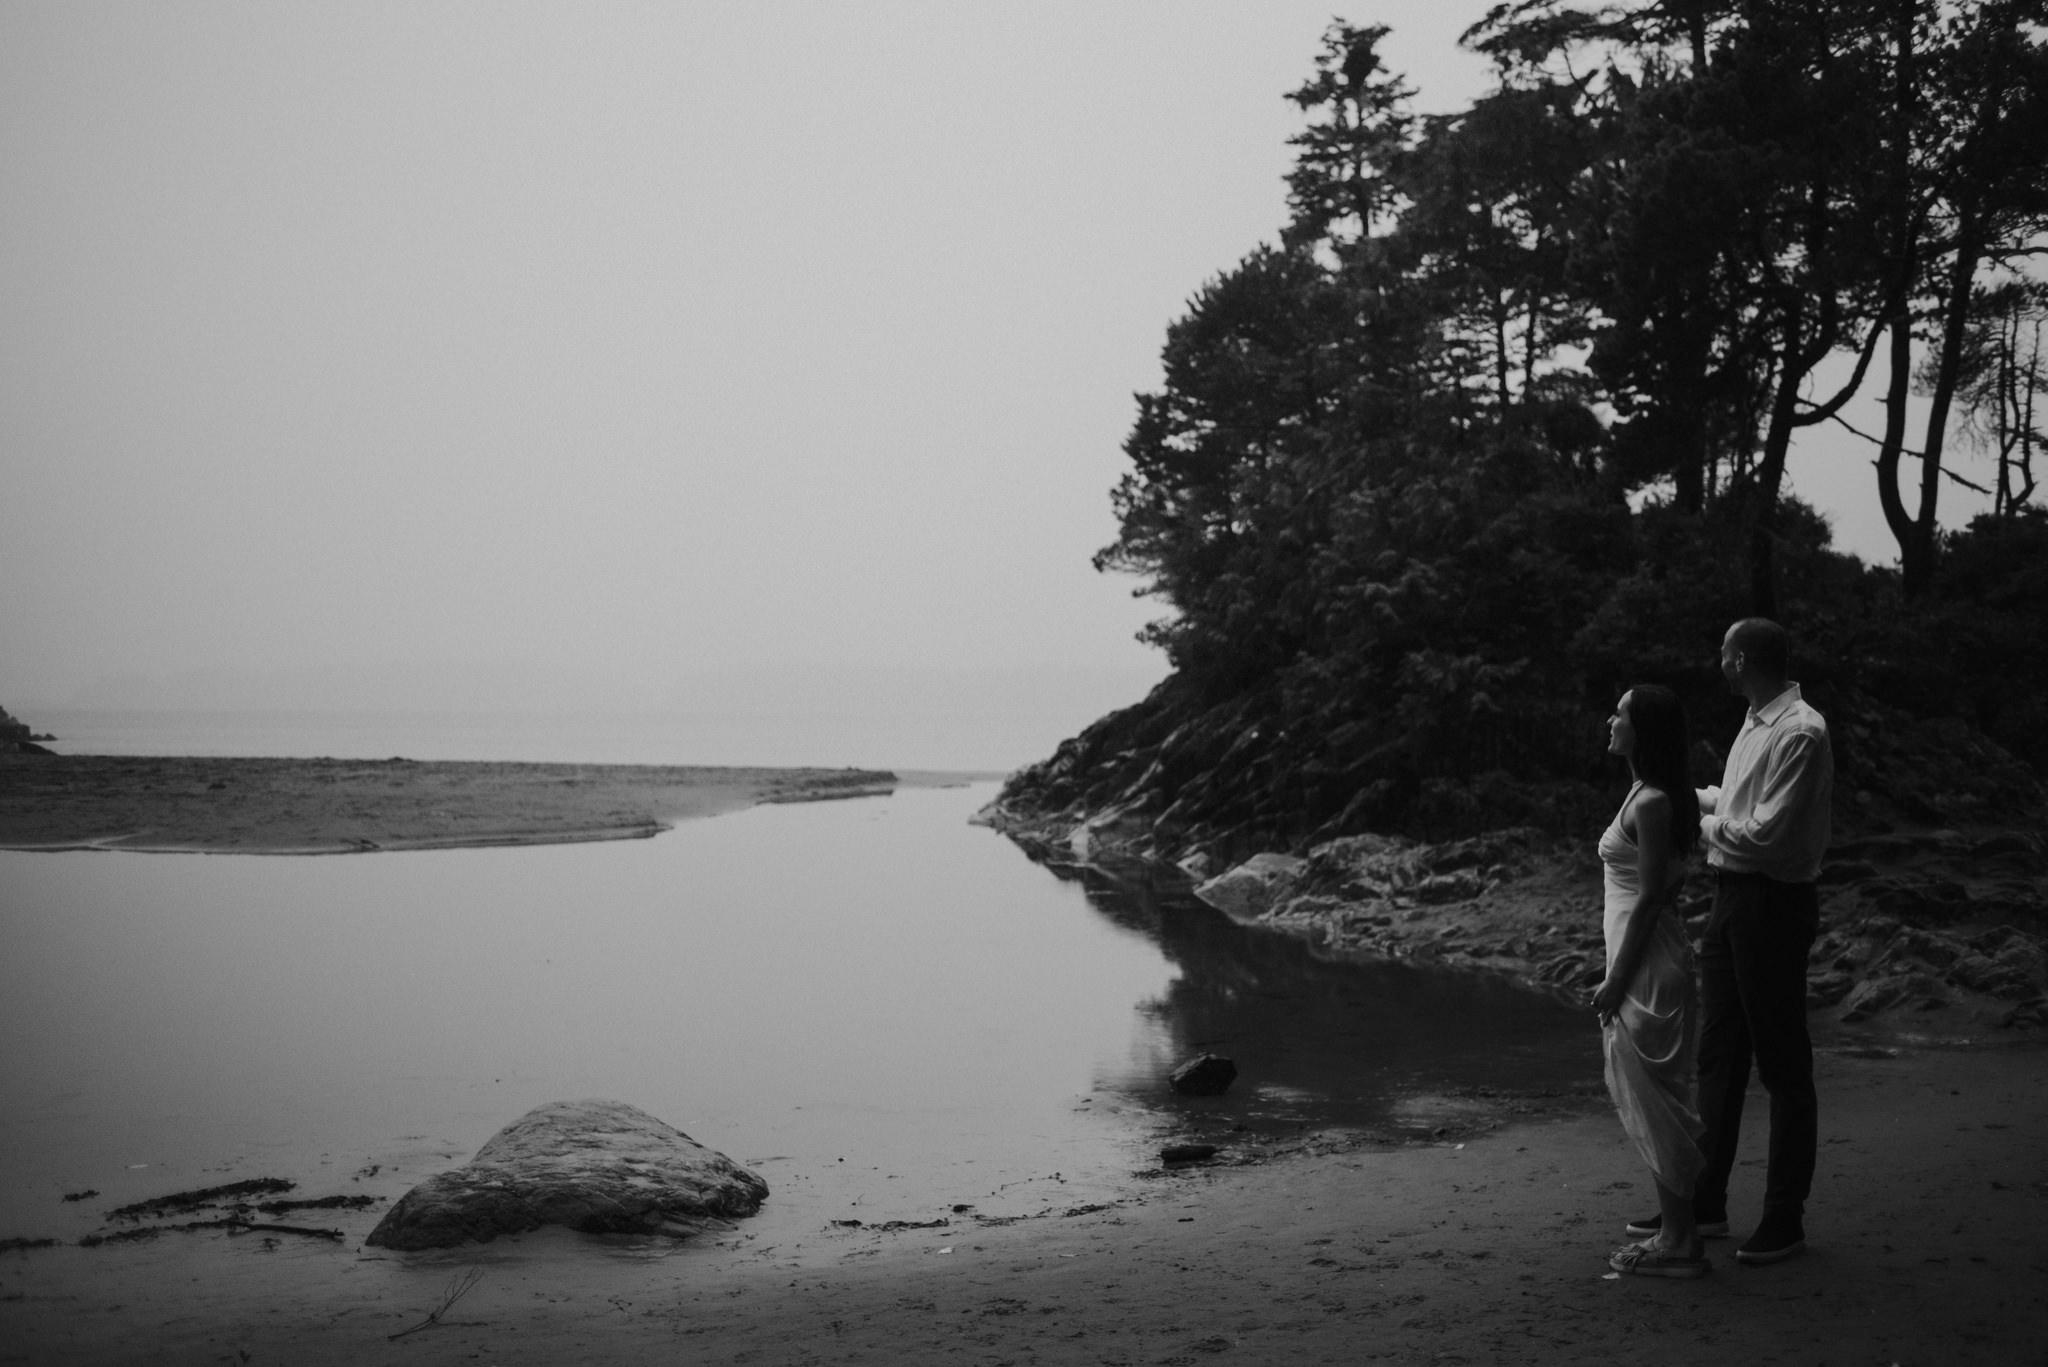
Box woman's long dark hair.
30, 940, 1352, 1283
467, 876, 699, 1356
1625, 684, 1701, 854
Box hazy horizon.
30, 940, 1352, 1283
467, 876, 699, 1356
17, 658, 1167, 719
2, 3, 1993, 720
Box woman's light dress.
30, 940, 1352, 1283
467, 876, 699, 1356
1599, 785, 1705, 1195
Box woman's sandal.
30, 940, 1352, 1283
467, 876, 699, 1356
1608, 1240, 1711, 1278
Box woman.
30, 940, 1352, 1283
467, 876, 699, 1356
1592, 684, 1708, 1277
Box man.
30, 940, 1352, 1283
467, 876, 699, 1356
1627, 617, 1832, 1265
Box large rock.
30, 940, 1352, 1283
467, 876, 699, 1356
365, 1099, 767, 1251
1193, 853, 1307, 919
1838, 972, 1945, 1023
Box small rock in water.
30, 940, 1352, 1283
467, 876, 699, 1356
1160, 1143, 1220, 1164
1169, 1054, 1238, 1096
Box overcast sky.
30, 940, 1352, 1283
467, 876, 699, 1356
0, 2, 1989, 714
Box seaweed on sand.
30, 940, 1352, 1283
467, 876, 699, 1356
107, 1178, 294, 1221
79, 1219, 343, 1247
254, 1194, 379, 1216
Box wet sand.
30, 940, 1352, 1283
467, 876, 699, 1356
1, 1043, 2042, 1365
0, 754, 942, 853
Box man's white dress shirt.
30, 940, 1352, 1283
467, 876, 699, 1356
1698, 684, 1833, 883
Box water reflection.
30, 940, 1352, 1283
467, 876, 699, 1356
1047, 860, 1596, 1135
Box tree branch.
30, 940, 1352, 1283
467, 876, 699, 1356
1830, 412, 1995, 494
1793, 313, 1891, 427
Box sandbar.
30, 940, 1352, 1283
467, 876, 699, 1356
0, 754, 972, 854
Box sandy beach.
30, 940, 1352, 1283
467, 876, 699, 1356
0, 1040, 2040, 1366
3, 756, 2045, 1364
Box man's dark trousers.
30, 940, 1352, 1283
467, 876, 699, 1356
1694, 870, 1819, 1220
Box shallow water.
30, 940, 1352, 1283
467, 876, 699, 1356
0, 782, 1594, 1247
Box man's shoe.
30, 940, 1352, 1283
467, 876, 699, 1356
1623, 1213, 1730, 1239
1734, 1212, 1806, 1265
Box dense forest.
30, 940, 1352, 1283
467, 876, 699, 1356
998, 0, 2048, 863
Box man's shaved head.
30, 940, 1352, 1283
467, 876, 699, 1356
1725, 617, 1789, 681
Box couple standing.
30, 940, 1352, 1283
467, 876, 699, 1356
1594, 617, 1833, 1278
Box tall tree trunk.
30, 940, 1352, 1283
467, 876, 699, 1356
1670, 314, 1711, 513
1673, 402, 1707, 513
2021, 320, 2042, 508
1875, 0, 1927, 586
1524, 289, 1539, 401
1875, 311, 1920, 579
1906, 213, 1984, 594
1995, 306, 2016, 517
1747, 302, 1812, 617
1493, 291, 1511, 415
1682, 0, 1708, 74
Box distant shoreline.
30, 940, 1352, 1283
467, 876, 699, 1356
0, 754, 995, 855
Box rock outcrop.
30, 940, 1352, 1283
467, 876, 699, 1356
983, 667, 2048, 1036
1182, 826, 2048, 1031
987, 659, 2046, 876
365, 1099, 767, 1251
0, 704, 54, 754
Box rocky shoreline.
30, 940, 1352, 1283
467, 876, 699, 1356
976, 799, 2048, 1038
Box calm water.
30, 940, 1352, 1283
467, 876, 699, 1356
0, 781, 1595, 1247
